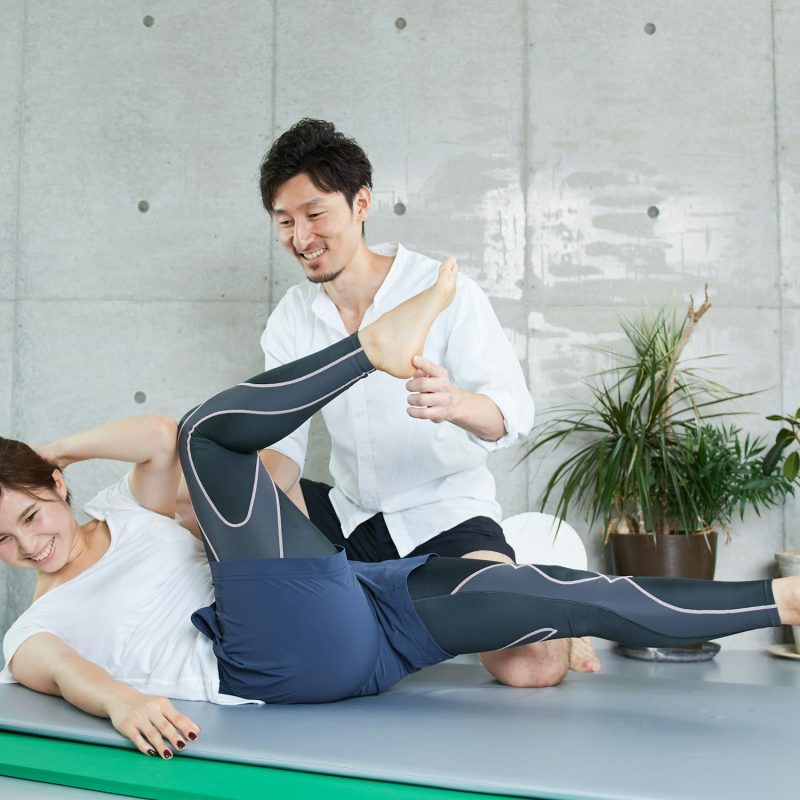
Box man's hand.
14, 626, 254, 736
405, 356, 507, 442
405, 356, 462, 423
107, 689, 200, 759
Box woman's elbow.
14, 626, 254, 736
150, 415, 179, 458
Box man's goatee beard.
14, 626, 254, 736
307, 266, 345, 284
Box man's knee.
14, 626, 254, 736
461, 549, 515, 565
461, 549, 571, 688
479, 641, 570, 688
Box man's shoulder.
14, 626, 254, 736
273, 280, 317, 312
392, 243, 439, 276
261, 282, 317, 357
389, 244, 483, 301
265, 282, 319, 333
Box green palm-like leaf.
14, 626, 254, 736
785, 451, 800, 482
521, 308, 795, 538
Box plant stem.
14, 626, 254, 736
662, 286, 711, 436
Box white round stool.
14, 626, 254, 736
501, 512, 587, 570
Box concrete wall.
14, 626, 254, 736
1, 0, 799, 651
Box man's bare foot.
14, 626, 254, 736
569, 637, 601, 673
360, 258, 458, 378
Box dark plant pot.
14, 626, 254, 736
607, 530, 720, 661
608, 530, 718, 579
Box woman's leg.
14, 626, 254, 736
179, 333, 371, 561
407, 557, 783, 653
178, 260, 457, 563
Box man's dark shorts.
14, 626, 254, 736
300, 478, 516, 562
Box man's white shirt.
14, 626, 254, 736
261, 243, 535, 556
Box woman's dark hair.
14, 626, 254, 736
259, 118, 373, 216
0, 437, 71, 506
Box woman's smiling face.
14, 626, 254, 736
0, 474, 77, 573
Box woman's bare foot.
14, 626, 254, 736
773, 576, 800, 625
360, 258, 458, 378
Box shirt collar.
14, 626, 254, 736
309, 242, 407, 325
371, 242, 406, 312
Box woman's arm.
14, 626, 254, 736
39, 415, 180, 517
11, 633, 199, 759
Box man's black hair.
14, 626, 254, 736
259, 119, 373, 216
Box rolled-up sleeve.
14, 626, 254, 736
259, 299, 311, 472
443, 277, 535, 451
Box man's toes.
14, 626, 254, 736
569, 637, 601, 673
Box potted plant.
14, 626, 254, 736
522, 293, 794, 660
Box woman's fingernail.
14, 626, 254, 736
187, 731, 197, 741
176, 740, 186, 749
163, 749, 172, 759
147, 749, 157, 757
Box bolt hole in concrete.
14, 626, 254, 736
143, 15, 155, 27
134, 392, 147, 404
644, 22, 656, 34
138, 200, 150, 213
395, 17, 407, 30
393, 201, 406, 216
647, 206, 659, 218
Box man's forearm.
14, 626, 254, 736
448, 390, 507, 442
259, 449, 300, 492
259, 449, 310, 517
284, 479, 310, 517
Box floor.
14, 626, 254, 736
1, 647, 797, 800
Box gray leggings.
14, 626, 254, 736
178, 333, 781, 655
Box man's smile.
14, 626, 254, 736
300, 247, 327, 261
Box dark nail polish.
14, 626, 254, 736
187, 731, 197, 741
147, 749, 157, 757
176, 740, 186, 749
163, 749, 172, 759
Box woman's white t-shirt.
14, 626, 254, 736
0, 474, 256, 705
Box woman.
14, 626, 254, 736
1, 261, 797, 761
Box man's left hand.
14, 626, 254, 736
405, 356, 462, 423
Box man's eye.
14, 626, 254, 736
308, 212, 323, 219
279, 219, 293, 227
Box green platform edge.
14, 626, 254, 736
0, 731, 533, 800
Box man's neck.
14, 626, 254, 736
323, 241, 395, 329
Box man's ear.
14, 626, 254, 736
353, 186, 372, 222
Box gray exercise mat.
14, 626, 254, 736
1, 652, 797, 800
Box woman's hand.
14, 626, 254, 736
30, 441, 74, 470
107, 690, 201, 759
12, 634, 197, 761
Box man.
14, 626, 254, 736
257, 118, 599, 685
